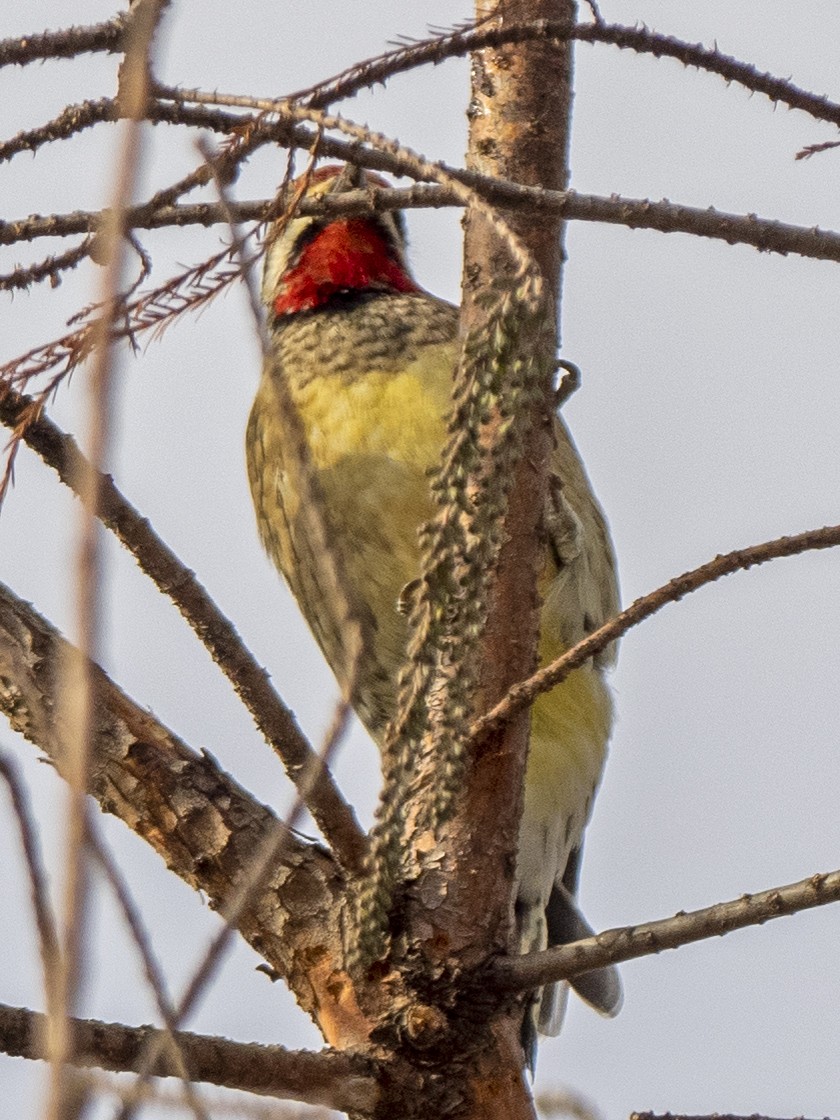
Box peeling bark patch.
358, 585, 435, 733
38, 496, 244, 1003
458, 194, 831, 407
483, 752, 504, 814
0, 675, 31, 735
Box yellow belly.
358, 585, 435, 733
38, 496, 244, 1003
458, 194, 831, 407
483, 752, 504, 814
248, 317, 614, 924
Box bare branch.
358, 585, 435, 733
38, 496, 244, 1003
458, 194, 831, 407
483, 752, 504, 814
8, 185, 840, 266
632, 1114, 837, 1120
0, 1002, 377, 1113
493, 869, 840, 992
0, 98, 117, 163
0, 238, 93, 293
0, 752, 60, 1007
0, 17, 125, 69
0, 580, 350, 1026
0, 390, 367, 873
473, 522, 840, 741
286, 18, 840, 130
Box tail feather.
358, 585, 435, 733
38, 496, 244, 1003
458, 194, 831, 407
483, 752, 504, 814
543, 882, 622, 1024
518, 882, 622, 1072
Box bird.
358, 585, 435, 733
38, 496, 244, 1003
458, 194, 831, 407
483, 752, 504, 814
246, 163, 621, 1065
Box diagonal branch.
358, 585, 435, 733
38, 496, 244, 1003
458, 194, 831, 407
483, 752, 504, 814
0, 752, 60, 1005
492, 868, 840, 992
0, 390, 366, 874
472, 522, 840, 741
289, 18, 840, 130
0, 579, 351, 1026
0, 98, 117, 164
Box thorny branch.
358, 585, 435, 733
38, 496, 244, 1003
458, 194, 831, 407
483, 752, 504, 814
0, 98, 117, 164
3, 15, 839, 127
492, 869, 840, 992
0, 16, 125, 69
287, 18, 840, 129
472, 521, 840, 740
0, 238, 93, 293
9, 181, 840, 258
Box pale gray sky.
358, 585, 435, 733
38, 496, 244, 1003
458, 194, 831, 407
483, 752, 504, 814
2, 3, 839, 1117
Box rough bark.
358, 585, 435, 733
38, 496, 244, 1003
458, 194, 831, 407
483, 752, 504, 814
0, 1002, 377, 1113
0, 582, 364, 1041
387, 1, 578, 1116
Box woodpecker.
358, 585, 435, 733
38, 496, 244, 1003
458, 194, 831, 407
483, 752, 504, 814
246, 165, 621, 1065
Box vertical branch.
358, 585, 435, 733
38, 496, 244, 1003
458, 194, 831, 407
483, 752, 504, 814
454, 0, 575, 910
453, 0, 576, 1102
47, 4, 169, 1119
376, 1, 577, 1115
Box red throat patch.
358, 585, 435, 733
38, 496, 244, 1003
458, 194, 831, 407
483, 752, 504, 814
273, 218, 419, 316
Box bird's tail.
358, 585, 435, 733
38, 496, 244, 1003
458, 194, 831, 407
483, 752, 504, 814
518, 884, 622, 1072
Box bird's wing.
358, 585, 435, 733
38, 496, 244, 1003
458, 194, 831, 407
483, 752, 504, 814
543, 415, 619, 669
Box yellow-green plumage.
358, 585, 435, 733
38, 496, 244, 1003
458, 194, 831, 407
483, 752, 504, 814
246, 168, 621, 1054
248, 292, 460, 733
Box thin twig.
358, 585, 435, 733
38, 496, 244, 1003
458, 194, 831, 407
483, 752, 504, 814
0, 238, 93, 293
86, 827, 209, 1120
472, 522, 840, 741
47, 6, 167, 1118
200, 136, 368, 755
493, 868, 840, 991
0, 751, 60, 1013
106, 150, 366, 1115
797, 138, 840, 161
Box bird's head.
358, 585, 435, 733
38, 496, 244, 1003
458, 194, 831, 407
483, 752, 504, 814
262, 164, 420, 317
